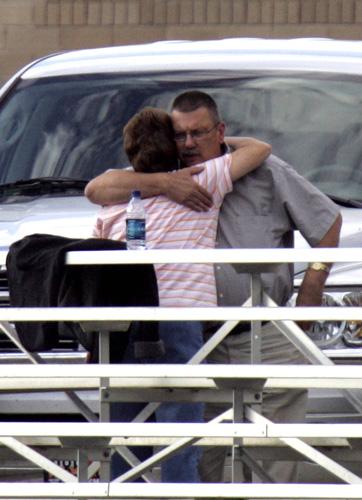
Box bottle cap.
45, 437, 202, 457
132, 190, 141, 197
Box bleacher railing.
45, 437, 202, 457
0, 247, 361, 498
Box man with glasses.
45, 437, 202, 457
85, 91, 341, 483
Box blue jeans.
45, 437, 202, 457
111, 321, 204, 482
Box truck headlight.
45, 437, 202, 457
306, 292, 362, 349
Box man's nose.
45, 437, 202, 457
184, 133, 197, 148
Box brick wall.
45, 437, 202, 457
0, 0, 362, 81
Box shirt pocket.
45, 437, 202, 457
218, 213, 273, 249
234, 214, 273, 248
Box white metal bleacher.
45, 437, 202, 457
0, 247, 361, 498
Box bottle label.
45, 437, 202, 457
126, 218, 145, 241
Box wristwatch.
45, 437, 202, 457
308, 262, 329, 273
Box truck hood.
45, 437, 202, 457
0, 195, 98, 248
295, 206, 362, 284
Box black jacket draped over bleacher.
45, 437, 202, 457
6, 233, 163, 362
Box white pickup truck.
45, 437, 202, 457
0, 38, 361, 422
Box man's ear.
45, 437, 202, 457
217, 122, 226, 143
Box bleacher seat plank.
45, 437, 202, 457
0, 482, 362, 498
0, 364, 362, 390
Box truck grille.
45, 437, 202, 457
0, 268, 9, 307
0, 268, 15, 348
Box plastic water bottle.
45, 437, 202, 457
126, 190, 146, 250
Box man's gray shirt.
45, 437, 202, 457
215, 154, 340, 307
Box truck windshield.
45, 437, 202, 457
0, 71, 361, 202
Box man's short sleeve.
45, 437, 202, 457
275, 160, 340, 246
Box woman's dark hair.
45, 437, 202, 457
123, 107, 178, 173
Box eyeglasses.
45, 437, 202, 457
174, 123, 219, 143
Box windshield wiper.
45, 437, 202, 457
0, 177, 87, 197
327, 193, 362, 208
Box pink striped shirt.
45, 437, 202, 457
93, 154, 232, 307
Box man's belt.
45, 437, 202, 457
204, 321, 269, 336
